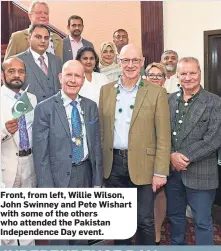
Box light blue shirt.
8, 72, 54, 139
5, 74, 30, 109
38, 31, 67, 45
61, 90, 88, 160
113, 77, 140, 149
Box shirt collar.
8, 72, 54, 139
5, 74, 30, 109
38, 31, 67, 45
118, 76, 141, 91
69, 35, 82, 43
1, 85, 23, 99
60, 90, 81, 107
29, 48, 47, 61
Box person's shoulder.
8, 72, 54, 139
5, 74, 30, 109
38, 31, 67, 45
11, 29, 28, 39
51, 32, 62, 41
36, 93, 59, 109
80, 95, 97, 108
201, 89, 221, 105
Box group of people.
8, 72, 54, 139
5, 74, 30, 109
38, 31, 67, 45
1, 0, 221, 247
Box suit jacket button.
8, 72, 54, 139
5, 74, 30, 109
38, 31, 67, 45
16, 153, 18, 156
67, 172, 70, 175
69, 155, 72, 158
43, 95, 46, 98
110, 148, 112, 151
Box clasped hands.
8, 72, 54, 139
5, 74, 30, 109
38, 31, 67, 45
170, 152, 190, 171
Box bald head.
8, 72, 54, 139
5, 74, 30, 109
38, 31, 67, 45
62, 60, 84, 76
119, 44, 143, 59
59, 60, 85, 100
2, 57, 25, 72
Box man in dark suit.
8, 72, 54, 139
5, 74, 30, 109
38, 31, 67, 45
32, 59, 102, 192
16, 24, 62, 103
63, 15, 94, 64
166, 57, 221, 245
4, 1, 63, 60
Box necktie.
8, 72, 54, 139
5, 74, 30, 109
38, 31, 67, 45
38, 55, 48, 75
14, 93, 30, 151
70, 100, 84, 163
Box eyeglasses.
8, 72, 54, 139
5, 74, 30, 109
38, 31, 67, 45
120, 58, 141, 65
179, 72, 199, 78
147, 73, 165, 80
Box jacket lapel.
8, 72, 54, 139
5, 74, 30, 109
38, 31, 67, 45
64, 37, 73, 58
180, 89, 208, 141
129, 80, 148, 129
54, 92, 71, 138
109, 83, 117, 133
169, 94, 178, 132
24, 49, 47, 93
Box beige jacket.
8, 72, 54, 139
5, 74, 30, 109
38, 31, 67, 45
99, 79, 171, 185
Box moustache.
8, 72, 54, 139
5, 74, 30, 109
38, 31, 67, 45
11, 79, 23, 83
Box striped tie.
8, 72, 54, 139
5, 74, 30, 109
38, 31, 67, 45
38, 55, 48, 75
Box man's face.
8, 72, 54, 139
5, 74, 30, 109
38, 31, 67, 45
28, 27, 50, 55
59, 61, 85, 99
28, 3, 49, 26
68, 19, 84, 38
177, 61, 201, 93
2, 59, 25, 90
161, 53, 178, 72
119, 45, 144, 80
113, 31, 129, 52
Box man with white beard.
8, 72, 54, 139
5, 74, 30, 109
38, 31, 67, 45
161, 50, 180, 94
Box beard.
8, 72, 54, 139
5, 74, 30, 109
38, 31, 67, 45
165, 65, 176, 72
4, 79, 24, 90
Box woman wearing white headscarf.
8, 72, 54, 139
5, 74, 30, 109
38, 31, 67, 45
99, 42, 122, 83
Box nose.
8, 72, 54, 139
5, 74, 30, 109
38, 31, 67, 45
14, 71, 20, 78
128, 59, 133, 67
185, 74, 191, 80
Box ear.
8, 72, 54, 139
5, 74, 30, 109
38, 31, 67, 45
28, 13, 32, 22
1, 71, 5, 83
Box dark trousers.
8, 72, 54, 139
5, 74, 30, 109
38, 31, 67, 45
105, 151, 155, 245
165, 171, 216, 245
49, 160, 91, 246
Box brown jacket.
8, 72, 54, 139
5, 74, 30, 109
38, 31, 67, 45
4, 28, 63, 60
99, 80, 171, 185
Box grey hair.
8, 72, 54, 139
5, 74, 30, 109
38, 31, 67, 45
177, 57, 201, 72
161, 50, 178, 61
28, 0, 49, 14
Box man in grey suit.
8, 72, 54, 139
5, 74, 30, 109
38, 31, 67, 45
165, 57, 221, 245
63, 15, 94, 64
33, 60, 102, 245
16, 24, 62, 103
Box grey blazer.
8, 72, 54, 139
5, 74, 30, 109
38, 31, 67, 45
32, 92, 102, 188
63, 36, 94, 64
16, 49, 62, 103
169, 89, 221, 190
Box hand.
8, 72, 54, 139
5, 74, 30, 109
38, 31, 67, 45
152, 176, 167, 192
94, 186, 101, 188
170, 152, 190, 171
5, 119, 18, 134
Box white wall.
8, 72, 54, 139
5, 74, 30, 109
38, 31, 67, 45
163, 1, 221, 87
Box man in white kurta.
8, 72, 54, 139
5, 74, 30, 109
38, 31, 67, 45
1, 57, 37, 246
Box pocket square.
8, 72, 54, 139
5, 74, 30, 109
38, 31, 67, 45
89, 117, 98, 124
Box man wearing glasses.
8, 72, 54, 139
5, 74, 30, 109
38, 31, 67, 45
4, 1, 63, 60
166, 57, 221, 245
99, 44, 171, 245
63, 15, 94, 64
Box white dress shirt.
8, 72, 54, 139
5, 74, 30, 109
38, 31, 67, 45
29, 48, 49, 68
61, 90, 89, 160
164, 74, 180, 94
79, 72, 108, 105
69, 35, 83, 60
